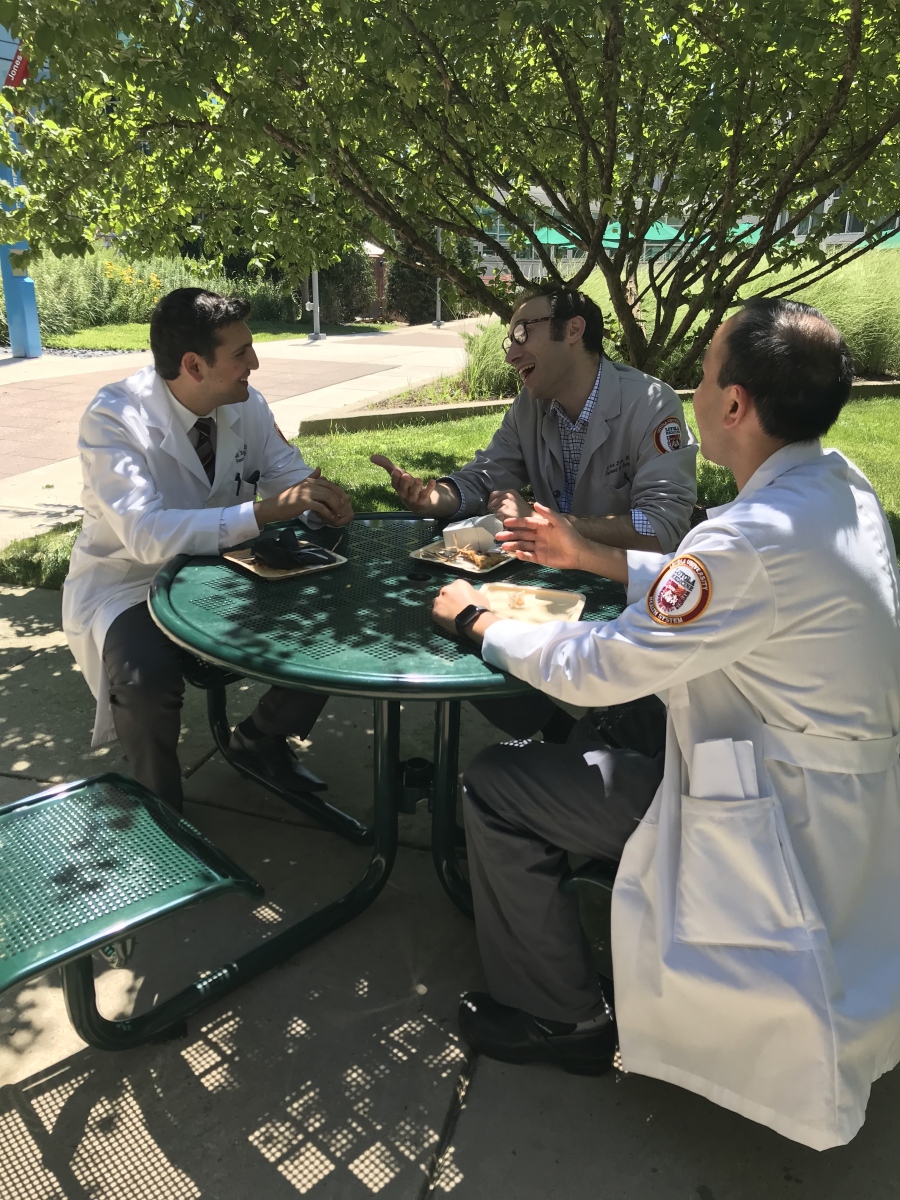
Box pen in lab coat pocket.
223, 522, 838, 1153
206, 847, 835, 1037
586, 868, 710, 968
235, 469, 261, 496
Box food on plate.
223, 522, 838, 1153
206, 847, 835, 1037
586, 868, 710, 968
456, 547, 507, 570
418, 544, 507, 570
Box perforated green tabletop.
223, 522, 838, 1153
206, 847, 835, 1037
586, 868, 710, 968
149, 514, 627, 699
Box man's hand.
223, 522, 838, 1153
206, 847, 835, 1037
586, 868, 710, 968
487, 489, 532, 522
370, 454, 458, 517
496, 503, 587, 570
431, 577, 498, 642
499, 503, 631, 583
254, 468, 354, 528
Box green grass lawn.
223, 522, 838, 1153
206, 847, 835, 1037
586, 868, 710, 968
43, 320, 397, 351
684, 397, 900, 541
295, 414, 504, 510
3, 399, 899, 588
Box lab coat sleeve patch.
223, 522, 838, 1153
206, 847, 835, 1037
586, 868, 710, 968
653, 416, 683, 453
647, 554, 711, 625
274, 422, 290, 445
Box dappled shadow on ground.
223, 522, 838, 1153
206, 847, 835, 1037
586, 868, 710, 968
0, 586, 66, 662
0, 811, 480, 1199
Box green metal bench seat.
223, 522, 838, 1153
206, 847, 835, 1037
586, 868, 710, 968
0, 773, 263, 1049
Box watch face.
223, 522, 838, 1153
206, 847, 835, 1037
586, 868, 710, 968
455, 604, 483, 633
456, 604, 476, 626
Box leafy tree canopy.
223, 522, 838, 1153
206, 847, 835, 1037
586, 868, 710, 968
1, 0, 898, 378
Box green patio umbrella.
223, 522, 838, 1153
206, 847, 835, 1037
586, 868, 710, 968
733, 221, 762, 244
645, 221, 681, 242
600, 221, 681, 250
535, 226, 576, 248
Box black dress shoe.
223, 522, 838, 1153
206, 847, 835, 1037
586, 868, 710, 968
229, 727, 327, 792
458, 992, 616, 1076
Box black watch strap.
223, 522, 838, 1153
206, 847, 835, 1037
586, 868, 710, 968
455, 604, 490, 639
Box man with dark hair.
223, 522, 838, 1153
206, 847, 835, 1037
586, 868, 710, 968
63, 287, 353, 810
372, 287, 696, 552
431, 299, 900, 1149
372, 285, 698, 740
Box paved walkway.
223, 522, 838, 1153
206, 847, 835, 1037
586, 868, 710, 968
2, 584, 900, 1198
0, 320, 483, 549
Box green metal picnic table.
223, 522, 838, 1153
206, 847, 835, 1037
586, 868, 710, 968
149, 511, 626, 941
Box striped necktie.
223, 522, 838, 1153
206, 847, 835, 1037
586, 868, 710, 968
193, 418, 215, 484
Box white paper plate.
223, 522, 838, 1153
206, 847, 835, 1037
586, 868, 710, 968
477, 582, 586, 623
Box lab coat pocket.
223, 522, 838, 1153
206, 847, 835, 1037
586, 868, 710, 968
674, 794, 807, 950
593, 480, 632, 516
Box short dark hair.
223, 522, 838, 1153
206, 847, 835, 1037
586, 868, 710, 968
150, 288, 252, 380
718, 298, 853, 442
513, 286, 604, 355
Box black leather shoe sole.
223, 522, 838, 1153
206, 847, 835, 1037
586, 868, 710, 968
458, 992, 616, 1076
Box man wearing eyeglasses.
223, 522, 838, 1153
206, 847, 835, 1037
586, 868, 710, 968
371, 287, 697, 740
372, 288, 696, 552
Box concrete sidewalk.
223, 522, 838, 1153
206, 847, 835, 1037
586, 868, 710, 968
0, 319, 484, 549
3, 583, 900, 1199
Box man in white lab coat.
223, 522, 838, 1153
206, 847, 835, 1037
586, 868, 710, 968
432, 298, 900, 1148
63, 289, 353, 811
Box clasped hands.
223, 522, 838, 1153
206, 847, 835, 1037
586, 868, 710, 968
254, 467, 354, 529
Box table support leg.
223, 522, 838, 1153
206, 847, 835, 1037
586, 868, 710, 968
431, 700, 473, 917
61, 700, 401, 1051
205, 683, 374, 846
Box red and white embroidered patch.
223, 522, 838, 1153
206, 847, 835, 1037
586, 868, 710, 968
647, 554, 711, 626
653, 416, 683, 453
274, 421, 290, 444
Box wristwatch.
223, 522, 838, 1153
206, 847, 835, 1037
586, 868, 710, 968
455, 604, 490, 639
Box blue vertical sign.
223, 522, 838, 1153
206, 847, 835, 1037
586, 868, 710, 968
0, 25, 41, 357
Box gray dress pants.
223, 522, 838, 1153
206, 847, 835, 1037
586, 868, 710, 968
103, 603, 328, 810
462, 730, 663, 1023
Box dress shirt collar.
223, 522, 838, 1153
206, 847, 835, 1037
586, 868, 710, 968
162, 380, 214, 434
550, 362, 603, 430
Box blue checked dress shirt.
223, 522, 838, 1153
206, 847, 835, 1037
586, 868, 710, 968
551, 363, 653, 534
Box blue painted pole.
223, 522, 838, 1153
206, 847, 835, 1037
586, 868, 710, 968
0, 152, 42, 358
0, 238, 42, 357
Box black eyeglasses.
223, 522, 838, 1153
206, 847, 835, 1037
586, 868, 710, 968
501, 316, 551, 352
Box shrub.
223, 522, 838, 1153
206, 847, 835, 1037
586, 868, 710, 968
318, 248, 377, 324
795, 251, 900, 378
462, 322, 519, 398
577, 249, 900, 381
0, 249, 300, 342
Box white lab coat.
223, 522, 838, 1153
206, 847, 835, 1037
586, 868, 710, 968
63, 365, 315, 745
482, 441, 900, 1148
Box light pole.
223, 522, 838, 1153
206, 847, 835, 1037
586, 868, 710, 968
433, 227, 444, 328
308, 268, 325, 341
305, 192, 326, 341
